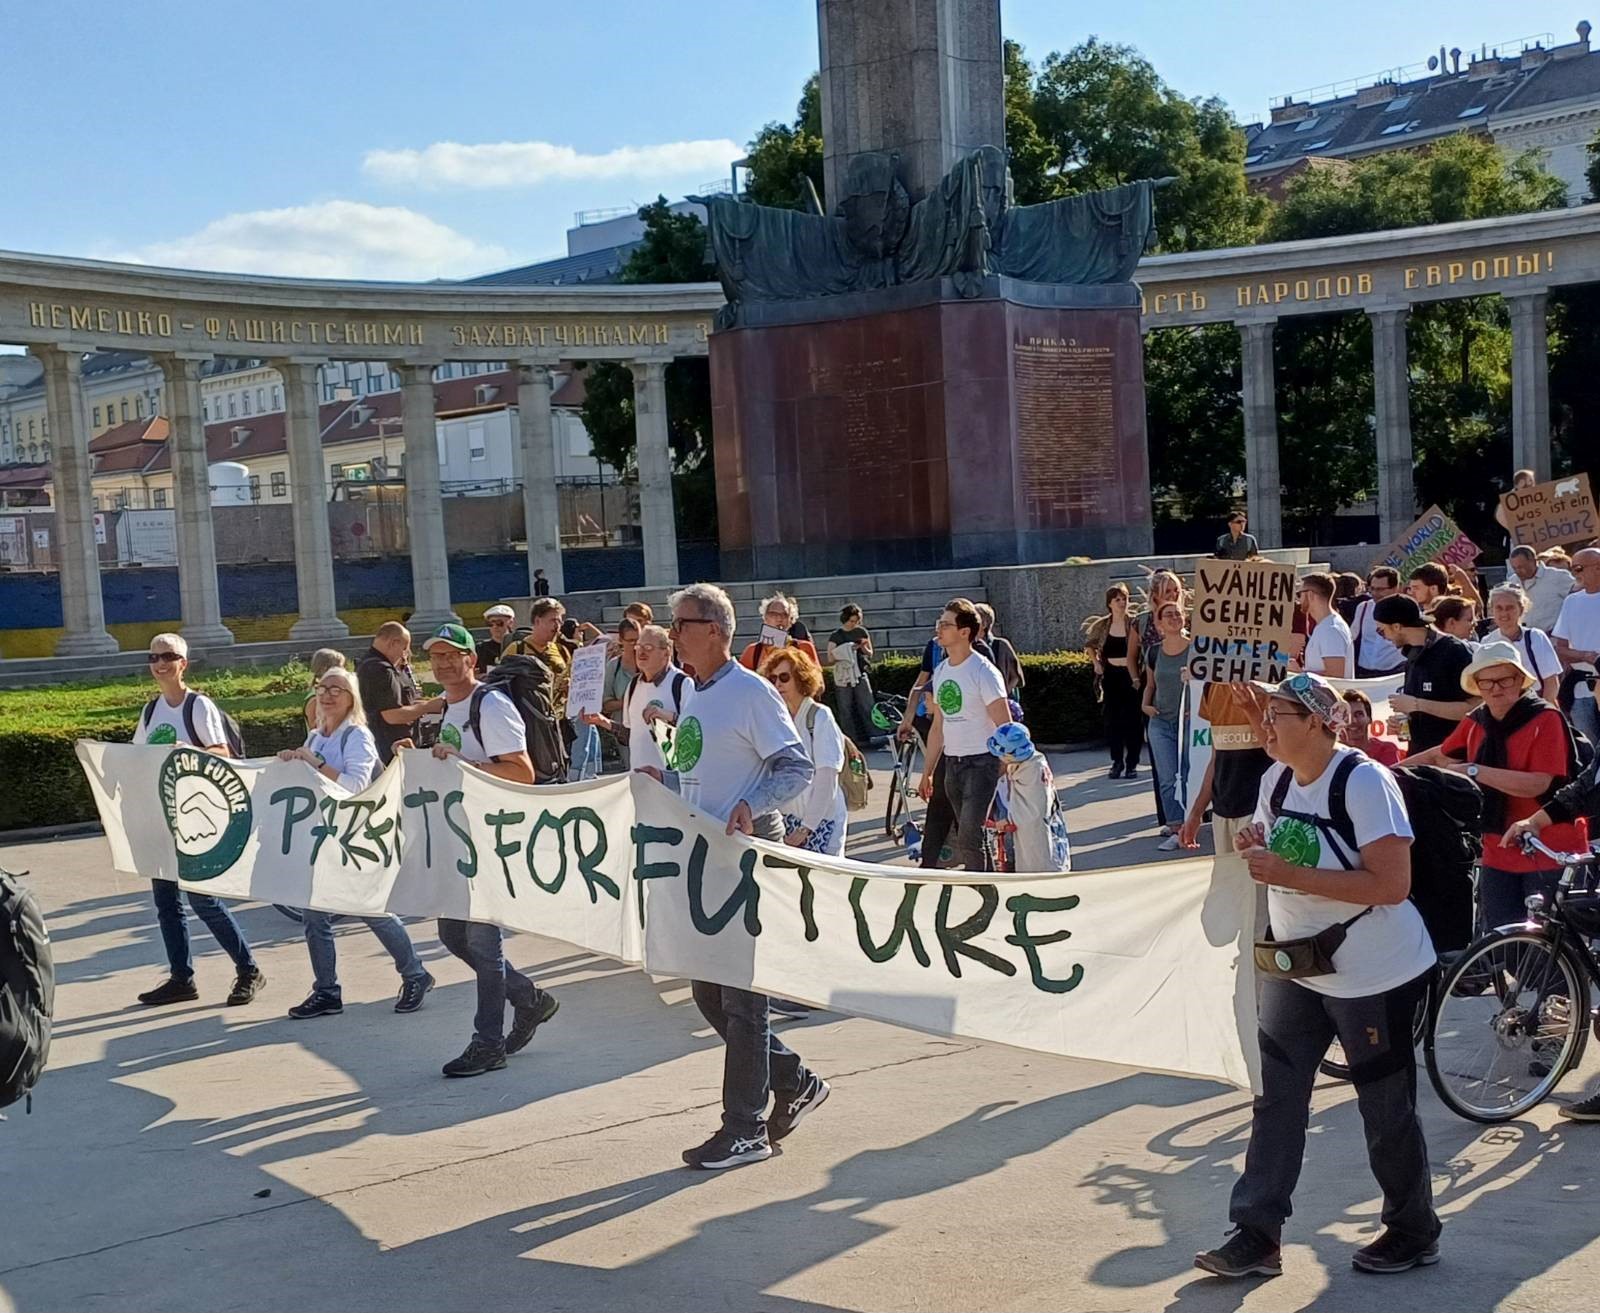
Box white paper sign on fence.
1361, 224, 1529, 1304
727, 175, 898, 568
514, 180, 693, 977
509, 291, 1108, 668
76, 741, 1259, 1088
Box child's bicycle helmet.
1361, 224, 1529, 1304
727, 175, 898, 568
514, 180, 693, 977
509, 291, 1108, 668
988, 721, 1036, 761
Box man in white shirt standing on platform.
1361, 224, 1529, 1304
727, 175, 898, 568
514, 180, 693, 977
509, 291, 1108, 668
1292, 572, 1354, 678
423, 623, 560, 1079
918, 597, 1013, 872
643, 582, 829, 1171
1554, 548, 1600, 749
1509, 545, 1575, 635
132, 632, 266, 1009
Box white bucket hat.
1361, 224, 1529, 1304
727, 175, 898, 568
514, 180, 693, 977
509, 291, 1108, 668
1459, 639, 1536, 696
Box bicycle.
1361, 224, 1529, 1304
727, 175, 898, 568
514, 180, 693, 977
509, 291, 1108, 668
1424, 833, 1600, 1123
872, 695, 924, 841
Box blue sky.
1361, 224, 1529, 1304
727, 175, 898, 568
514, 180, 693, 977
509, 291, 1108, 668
2, 1, 1590, 280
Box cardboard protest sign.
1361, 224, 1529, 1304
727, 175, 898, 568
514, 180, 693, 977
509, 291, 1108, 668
565, 639, 610, 718
1501, 473, 1597, 550
76, 742, 1259, 1089
1372, 505, 1479, 577
1189, 557, 1295, 682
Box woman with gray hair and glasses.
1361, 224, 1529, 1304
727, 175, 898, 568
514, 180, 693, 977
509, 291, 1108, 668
739, 591, 819, 671
1485, 584, 1562, 703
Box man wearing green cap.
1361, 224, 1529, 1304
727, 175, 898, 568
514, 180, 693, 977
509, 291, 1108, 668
422, 623, 560, 1078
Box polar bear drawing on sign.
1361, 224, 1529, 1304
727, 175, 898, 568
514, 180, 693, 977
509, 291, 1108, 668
1556, 476, 1582, 497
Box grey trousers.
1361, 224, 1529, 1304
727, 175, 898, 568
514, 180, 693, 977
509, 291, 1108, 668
1230, 971, 1439, 1244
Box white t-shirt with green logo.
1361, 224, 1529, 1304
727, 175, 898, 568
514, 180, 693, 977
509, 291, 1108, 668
1253, 747, 1434, 998
624, 665, 685, 775
932, 652, 1007, 757
134, 691, 228, 748
439, 686, 525, 765
675, 663, 802, 822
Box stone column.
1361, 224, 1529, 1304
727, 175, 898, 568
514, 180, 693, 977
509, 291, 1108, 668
630, 360, 679, 587
1507, 290, 1553, 482
273, 358, 348, 641
396, 362, 459, 633
156, 353, 234, 648
1368, 307, 1417, 543
32, 346, 118, 655
1237, 320, 1282, 549
516, 362, 565, 595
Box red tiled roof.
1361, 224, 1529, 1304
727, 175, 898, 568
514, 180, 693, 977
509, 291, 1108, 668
0, 462, 51, 489
90, 415, 167, 453
435, 370, 516, 416
94, 441, 166, 475
551, 367, 587, 408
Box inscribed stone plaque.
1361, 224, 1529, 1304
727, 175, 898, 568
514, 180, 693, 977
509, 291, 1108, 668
1013, 336, 1115, 528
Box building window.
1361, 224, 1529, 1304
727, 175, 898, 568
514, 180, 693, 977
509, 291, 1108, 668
93, 406, 103, 427
228, 395, 237, 417
153, 489, 168, 509
242, 392, 252, 416
40, 441, 50, 459
271, 471, 287, 497
135, 396, 145, 418
256, 387, 265, 410
272, 386, 282, 409
121, 400, 129, 422
329, 462, 344, 482
468, 420, 486, 461
113, 491, 128, 510
28, 419, 35, 440
248, 475, 261, 501
203, 401, 211, 421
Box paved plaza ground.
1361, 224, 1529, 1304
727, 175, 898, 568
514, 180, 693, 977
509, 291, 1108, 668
5, 749, 1600, 1311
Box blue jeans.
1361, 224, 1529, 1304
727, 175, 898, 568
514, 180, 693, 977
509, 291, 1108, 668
436, 917, 547, 1047
303, 910, 426, 1001
1571, 696, 1600, 755
692, 979, 810, 1136
151, 879, 255, 979
1148, 714, 1181, 826
568, 717, 600, 781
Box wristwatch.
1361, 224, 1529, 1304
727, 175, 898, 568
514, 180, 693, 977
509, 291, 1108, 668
1466, 763, 1480, 780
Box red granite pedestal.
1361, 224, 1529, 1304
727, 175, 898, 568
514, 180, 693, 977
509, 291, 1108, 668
709, 285, 1154, 579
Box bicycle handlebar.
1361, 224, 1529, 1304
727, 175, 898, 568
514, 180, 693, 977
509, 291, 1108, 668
1518, 832, 1600, 868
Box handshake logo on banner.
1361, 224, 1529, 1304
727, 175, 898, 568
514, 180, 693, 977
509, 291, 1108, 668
158, 749, 254, 880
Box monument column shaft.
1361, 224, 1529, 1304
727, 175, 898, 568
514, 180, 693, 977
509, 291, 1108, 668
630, 361, 679, 588
1369, 308, 1417, 544
395, 362, 459, 634
157, 353, 234, 648
1508, 291, 1553, 482
516, 363, 565, 596
274, 358, 347, 641
1238, 320, 1282, 549
33, 346, 118, 655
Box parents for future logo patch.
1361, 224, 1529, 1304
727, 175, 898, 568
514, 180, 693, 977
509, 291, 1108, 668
159, 749, 253, 880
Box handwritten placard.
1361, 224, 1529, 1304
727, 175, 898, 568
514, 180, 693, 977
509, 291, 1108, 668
565, 639, 610, 719
1371, 505, 1479, 577
1192, 557, 1296, 648
1502, 473, 1597, 550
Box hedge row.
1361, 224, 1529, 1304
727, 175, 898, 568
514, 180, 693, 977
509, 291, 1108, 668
0, 651, 1101, 833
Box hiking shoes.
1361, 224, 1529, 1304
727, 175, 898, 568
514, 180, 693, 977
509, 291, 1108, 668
1351, 1229, 1440, 1274
505, 991, 560, 1055
395, 972, 435, 1014
442, 1039, 507, 1078
137, 976, 199, 1007
287, 990, 343, 1019
1194, 1226, 1282, 1279
225, 968, 266, 1006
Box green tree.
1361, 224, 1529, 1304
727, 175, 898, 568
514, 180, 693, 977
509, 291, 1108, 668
577, 198, 719, 540
744, 76, 825, 210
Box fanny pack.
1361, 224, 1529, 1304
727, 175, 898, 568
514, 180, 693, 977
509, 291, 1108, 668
1254, 908, 1373, 979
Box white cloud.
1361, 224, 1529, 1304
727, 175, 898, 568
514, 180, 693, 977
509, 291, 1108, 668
116, 201, 510, 280
362, 137, 742, 189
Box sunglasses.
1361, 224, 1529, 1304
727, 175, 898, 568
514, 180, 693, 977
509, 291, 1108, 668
1475, 672, 1523, 692
147, 652, 181, 665
768, 670, 794, 685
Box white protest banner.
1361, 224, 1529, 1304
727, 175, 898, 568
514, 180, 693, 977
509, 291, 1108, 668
1177, 673, 1404, 816
76, 742, 1259, 1088
566, 639, 611, 719
1501, 473, 1597, 551
1190, 558, 1295, 683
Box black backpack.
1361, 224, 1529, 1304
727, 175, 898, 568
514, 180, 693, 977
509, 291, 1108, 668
0, 869, 53, 1113
1269, 753, 1483, 954
472, 655, 568, 784
141, 691, 245, 757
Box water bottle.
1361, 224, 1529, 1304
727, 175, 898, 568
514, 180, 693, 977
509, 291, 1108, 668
902, 819, 922, 863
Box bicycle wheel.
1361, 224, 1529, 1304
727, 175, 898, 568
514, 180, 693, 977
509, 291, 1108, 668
885, 749, 909, 839
1426, 928, 1590, 1123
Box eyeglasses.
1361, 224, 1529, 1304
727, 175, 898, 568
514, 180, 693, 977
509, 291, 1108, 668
314, 682, 349, 695
935, 619, 956, 630
1263, 708, 1312, 726
769, 670, 794, 685
1475, 672, 1523, 692
668, 616, 715, 633
147, 652, 180, 665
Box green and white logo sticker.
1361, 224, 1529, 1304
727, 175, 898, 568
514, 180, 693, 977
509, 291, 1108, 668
159, 749, 253, 881
1268, 817, 1321, 868
147, 723, 178, 745
936, 679, 963, 714
1273, 949, 1294, 972
439, 721, 463, 750
674, 715, 704, 770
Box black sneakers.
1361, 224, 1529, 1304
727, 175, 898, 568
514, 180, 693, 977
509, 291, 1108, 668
442, 1039, 507, 1078
137, 976, 199, 1007
769, 1074, 831, 1143
1351, 1228, 1440, 1274
505, 991, 560, 1055
287, 991, 343, 1020
226, 967, 266, 1007
682, 1127, 773, 1170
395, 972, 435, 1014
1560, 1091, 1600, 1121
1194, 1226, 1282, 1279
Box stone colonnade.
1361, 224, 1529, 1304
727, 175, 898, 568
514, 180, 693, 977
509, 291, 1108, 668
30, 347, 685, 655
1232, 292, 1553, 547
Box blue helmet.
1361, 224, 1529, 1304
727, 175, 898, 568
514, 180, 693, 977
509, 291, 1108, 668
1008, 699, 1025, 723
988, 721, 1035, 761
